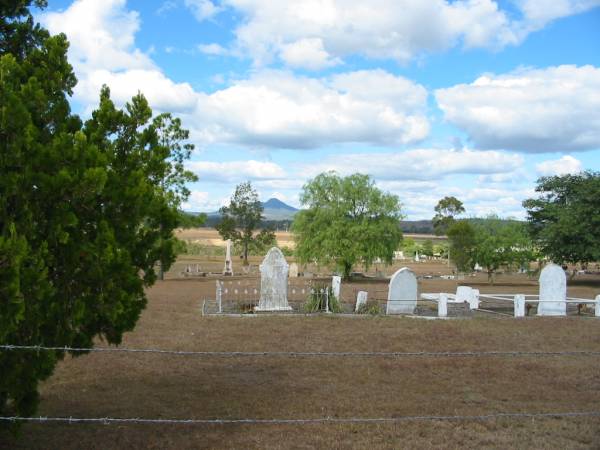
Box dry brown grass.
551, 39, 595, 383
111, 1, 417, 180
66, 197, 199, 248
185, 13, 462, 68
2, 271, 600, 449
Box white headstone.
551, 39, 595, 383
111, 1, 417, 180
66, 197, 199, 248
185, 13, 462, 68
289, 263, 299, 278
414, 251, 420, 262
538, 263, 566, 316
355, 291, 368, 312
331, 276, 342, 300
514, 294, 525, 317
386, 267, 417, 314
223, 239, 233, 276
255, 247, 292, 311
474, 263, 483, 272
438, 293, 448, 317
595, 295, 600, 317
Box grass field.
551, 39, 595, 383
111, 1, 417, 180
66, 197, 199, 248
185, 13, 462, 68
2, 263, 600, 449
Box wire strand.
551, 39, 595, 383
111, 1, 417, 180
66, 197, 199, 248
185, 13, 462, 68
1, 345, 599, 358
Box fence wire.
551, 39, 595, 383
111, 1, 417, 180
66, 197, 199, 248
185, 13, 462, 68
1, 411, 599, 426
1, 345, 599, 358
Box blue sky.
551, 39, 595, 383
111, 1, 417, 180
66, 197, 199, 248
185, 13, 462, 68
36, 0, 600, 219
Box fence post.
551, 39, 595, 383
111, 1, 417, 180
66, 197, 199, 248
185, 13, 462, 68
595, 295, 600, 318
514, 294, 525, 317
325, 289, 331, 313
216, 281, 223, 313
438, 293, 448, 318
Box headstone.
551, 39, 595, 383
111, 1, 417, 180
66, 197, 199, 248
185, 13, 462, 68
223, 239, 233, 276
414, 251, 420, 262
386, 267, 417, 314
514, 294, 525, 317
394, 251, 404, 260
255, 247, 292, 311
289, 263, 299, 278
438, 293, 448, 317
538, 263, 566, 316
355, 291, 368, 312
331, 276, 342, 300
474, 263, 483, 272
595, 295, 600, 317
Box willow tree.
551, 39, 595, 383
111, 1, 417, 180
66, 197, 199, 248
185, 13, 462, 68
0, 0, 196, 424
292, 172, 403, 278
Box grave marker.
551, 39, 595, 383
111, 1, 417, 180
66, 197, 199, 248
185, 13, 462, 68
538, 263, 566, 316
255, 247, 292, 311
386, 267, 417, 314
355, 291, 368, 312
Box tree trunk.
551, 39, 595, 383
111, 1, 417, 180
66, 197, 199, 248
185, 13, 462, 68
487, 270, 495, 285
243, 242, 249, 266
343, 261, 353, 279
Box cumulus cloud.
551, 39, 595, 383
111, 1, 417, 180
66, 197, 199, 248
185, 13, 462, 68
42, 0, 198, 113
187, 160, 287, 183
184, 0, 222, 21
181, 190, 227, 211
298, 148, 524, 180
435, 65, 600, 153
198, 43, 230, 56
203, 0, 600, 69
193, 70, 429, 149
536, 155, 583, 176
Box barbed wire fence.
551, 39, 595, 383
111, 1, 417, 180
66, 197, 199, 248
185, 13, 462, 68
1, 344, 599, 427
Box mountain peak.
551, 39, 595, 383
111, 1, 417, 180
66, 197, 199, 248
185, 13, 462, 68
261, 198, 298, 212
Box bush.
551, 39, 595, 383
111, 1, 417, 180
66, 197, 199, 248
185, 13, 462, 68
303, 285, 342, 313
356, 300, 382, 315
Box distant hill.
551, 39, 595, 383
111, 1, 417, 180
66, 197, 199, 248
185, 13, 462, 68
261, 198, 299, 220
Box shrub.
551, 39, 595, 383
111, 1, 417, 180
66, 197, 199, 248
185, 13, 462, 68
303, 285, 342, 313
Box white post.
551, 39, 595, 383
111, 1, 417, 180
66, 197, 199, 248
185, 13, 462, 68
595, 295, 600, 318
438, 293, 448, 318
514, 294, 525, 317
470, 289, 480, 310
216, 281, 223, 313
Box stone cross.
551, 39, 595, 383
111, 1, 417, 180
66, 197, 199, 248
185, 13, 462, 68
255, 247, 292, 311
223, 239, 233, 276
386, 267, 417, 314
331, 276, 342, 300
538, 263, 566, 316
355, 291, 368, 312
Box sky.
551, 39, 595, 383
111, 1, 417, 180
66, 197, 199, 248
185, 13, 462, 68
35, 0, 600, 219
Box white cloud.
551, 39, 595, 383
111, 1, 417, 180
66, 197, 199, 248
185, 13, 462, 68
181, 191, 227, 211
184, 0, 222, 21
212, 0, 599, 69
435, 65, 600, 152
536, 155, 583, 176
279, 38, 341, 70
42, 0, 198, 113
299, 148, 524, 180
187, 160, 287, 182
193, 70, 429, 149
198, 43, 229, 56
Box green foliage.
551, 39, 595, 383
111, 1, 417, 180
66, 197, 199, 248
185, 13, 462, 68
215, 182, 276, 265
292, 172, 403, 278
0, 2, 196, 425
523, 172, 600, 265
280, 246, 295, 257
421, 239, 434, 257
356, 300, 382, 315
433, 196, 465, 235
303, 285, 342, 313
177, 211, 206, 229
447, 220, 476, 272
471, 216, 536, 283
